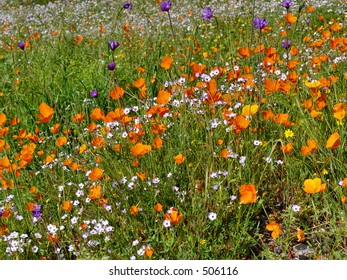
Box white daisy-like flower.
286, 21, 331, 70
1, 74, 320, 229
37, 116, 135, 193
292, 205, 301, 212
163, 220, 171, 228
208, 212, 217, 221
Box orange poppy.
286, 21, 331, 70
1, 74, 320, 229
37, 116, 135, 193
285, 13, 297, 24
154, 203, 163, 212
239, 184, 257, 204
62, 201, 73, 212
136, 171, 146, 181
281, 143, 293, 153
151, 123, 166, 134
163, 208, 183, 225
264, 78, 280, 95
90, 108, 105, 121
152, 136, 163, 148
36, 103, 54, 123
241, 104, 259, 117
326, 132, 340, 149
145, 245, 154, 257
330, 23, 343, 32
0, 113, 6, 126
304, 178, 326, 194
160, 56, 173, 70
174, 153, 186, 164
156, 90, 171, 104
296, 228, 305, 242
237, 46, 251, 58
110, 85, 124, 100
74, 35, 83, 43
130, 142, 151, 157
130, 205, 139, 215
88, 185, 102, 200
55, 136, 67, 147
266, 220, 282, 239
88, 167, 103, 181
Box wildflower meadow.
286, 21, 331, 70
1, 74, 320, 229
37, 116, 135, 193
1, 0, 347, 260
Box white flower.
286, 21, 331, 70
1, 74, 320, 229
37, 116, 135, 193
254, 140, 261, 146
292, 205, 301, 212
132, 239, 139, 246
208, 212, 217, 221
163, 220, 171, 228
265, 157, 272, 163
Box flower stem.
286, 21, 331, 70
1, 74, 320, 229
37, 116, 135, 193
167, 11, 176, 41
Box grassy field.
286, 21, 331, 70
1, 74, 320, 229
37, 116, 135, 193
1, 0, 347, 260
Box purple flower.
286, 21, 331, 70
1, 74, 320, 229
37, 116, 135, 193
281, 39, 291, 49
202, 7, 213, 20
32, 204, 42, 219
123, 1, 132, 9
0, 210, 3, 218
282, 0, 292, 9
18, 41, 25, 50
306, 19, 310, 24
108, 61, 115, 71
253, 17, 269, 29
108, 40, 120, 51
90, 89, 99, 98
161, 1, 172, 12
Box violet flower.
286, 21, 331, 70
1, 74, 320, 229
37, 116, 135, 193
161, 1, 172, 12
202, 7, 213, 20
281, 39, 291, 49
253, 17, 269, 29
32, 204, 42, 219
108, 61, 116, 71
123, 1, 132, 9
90, 89, 99, 98
109, 40, 120, 51
18, 41, 25, 50
282, 0, 292, 9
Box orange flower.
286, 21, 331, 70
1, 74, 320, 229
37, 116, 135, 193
130, 205, 139, 215
174, 153, 186, 164
27, 202, 36, 212
326, 132, 340, 149
130, 142, 151, 157
281, 143, 293, 153
241, 104, 259, 117
90, 108, 105, 121
0, 224, 9, 236
145, 245, 154, 257
62, 201, 73, 212
160, 56, 173, 70
88, 167, 103, 181
88, 185, 102, 200
151, 123, 166, 134
156, 90, 171, 104
110, 85, 124, 100
152, 136, 163, 149
55, 136, 67, 147
264, 78, 280, 95
330, 23, 342, 32
154, 203, 163, 212
36, 103, 54, 123
91, 137, 105, 149
285, 13, 297, 24
296, 228, 305, 242
237, 46, 251, 58
0, 113, 6, 126
304, 178, 326, 194
71, 113, 85, 123
239, 184, 257, 204
136, 171, 146, 181
266, 220, 282, 239
74, 35, 83, 43
163, 208, 183, 225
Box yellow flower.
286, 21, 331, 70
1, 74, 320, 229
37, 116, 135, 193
284, 129, 294, 138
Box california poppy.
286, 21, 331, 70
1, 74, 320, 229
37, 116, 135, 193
36, 103, 54, 123
110, 85, 124, 100
266, 220, 282, 239
303, 178, 326, 194
160, 56, 173, 70
130, 142, 152, 157
88, 185, 102, 200
62, 201, 73, 212
88, 167, 103, 181
326, 132, 340, 149
239, 184, 257, 204
130, 205, 139, 215
174, 153, 186, 164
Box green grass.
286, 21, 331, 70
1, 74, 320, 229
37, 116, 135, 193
0, 0, 347, 260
